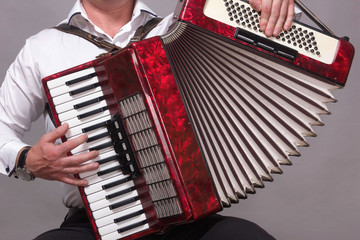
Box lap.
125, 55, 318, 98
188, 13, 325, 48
34, 208, 96, 240
141, 215, 275, 240
34, 209, 275, 240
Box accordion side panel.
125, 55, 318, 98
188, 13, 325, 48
100, 47, 199, 224
95, 51, 162, 240
162, 23, 343, 206
131, 38, 222, 220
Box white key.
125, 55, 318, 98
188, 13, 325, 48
49, 74, 100, 98
101, 223, 150, 240
84, 174, 131, 195
46, 67, 96, 90
66, 116, 111, 138
62, 109, 111, 128
87, 181, 135, 203
71, 135, 112, 155
58, 100, 108, 122
79, 150, 118, 178
86, 126, 109, 139
80, 160, 121, 180
89, 189, 138, 212
95, 204, 144, 228
55, 91, 105, 114
98, 213, 147, 236
85, 168, 123, 186
92, 199, 142, 220
52, 86, 103, 106
68, 126, 108, 146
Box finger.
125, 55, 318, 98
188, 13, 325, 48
264, 0, 283, 37
43, 123, 69, 143
61, 150, 99, 168
283, 0, 295, 31
63, 161, 99, 175
249, 0, 262, 12
57, 134, 88, 154
272, 0, 289, 36
259, 0, 273, 34
59, 174, 89, 186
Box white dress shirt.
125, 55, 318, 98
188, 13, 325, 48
0, 0, 175, 208
0, 0, 301, 208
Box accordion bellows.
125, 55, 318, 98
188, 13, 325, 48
162, 22, 339, 205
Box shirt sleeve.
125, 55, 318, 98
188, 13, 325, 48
0, 38, 46, 176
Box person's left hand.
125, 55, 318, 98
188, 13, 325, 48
249, 0, 295, 37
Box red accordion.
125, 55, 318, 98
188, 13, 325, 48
42, 0, 354, 239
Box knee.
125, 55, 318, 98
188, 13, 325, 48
202, 217, 276, 240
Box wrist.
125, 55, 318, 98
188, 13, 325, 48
15, 147, 35, 181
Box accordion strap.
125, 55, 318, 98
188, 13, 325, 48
53, 17, 163, 53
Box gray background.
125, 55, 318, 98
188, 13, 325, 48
0, 0, 359, 239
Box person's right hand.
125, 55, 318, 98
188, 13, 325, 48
25, 123, 99, 186
249, 0, 295, 37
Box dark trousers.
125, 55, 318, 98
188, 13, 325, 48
34, 208, 276, 240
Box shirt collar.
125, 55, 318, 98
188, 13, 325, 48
66, 0, 157, 42
67, 0, 157, 26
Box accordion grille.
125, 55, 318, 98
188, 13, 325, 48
162, 23, 340, 206
119, 94, 183, 218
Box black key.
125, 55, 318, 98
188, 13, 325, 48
77, 106, 108, 119
82, 120, 109, 133
114, 209, 145, 223
97, 154, 119, 165
109, 196, 140, 210
118, 220, 148, 233
74, 96, 105, 109
97, 165, 122, 176
89, 141, 113, 151
97, 153, 129, 166
66, 72, 97, 86
106, 186, 137, 200
69, 82, 101, 96
102, 176, 132, 190
87, 132, 109, 143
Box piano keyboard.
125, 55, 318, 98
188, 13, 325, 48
45, 67, 183, 240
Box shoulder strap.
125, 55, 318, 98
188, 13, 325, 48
53, 17, 163, 52
128, 17, 163, 44
54, 24, 120, 52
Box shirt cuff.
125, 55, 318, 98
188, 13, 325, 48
1, 141, 30, 177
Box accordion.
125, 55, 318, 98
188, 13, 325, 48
42, 0, 355, 239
